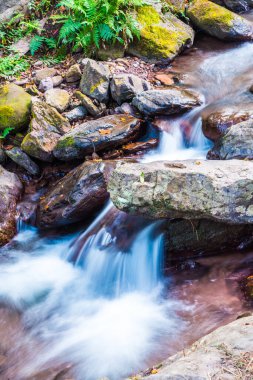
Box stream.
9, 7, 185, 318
0, 33, 253, 379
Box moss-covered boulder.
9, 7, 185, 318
0, 83, 31, 132
188, 0, 253, 41
127, 4, 194, 63
21, 100, 71, 162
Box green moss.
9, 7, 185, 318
188, 0, 235, 28
0, 105, 14, 129
57, 136, 76, 149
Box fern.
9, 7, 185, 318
30, 35, 45, 55
0, 127, 14, 139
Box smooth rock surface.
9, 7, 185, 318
202, 103, 253, 141
80, 59, 110, 103
110, 74, 151, 105
134, 316, 253, 380
39, 161, 116, 228
109, 159, 253, 224
0, 165, 22, 246
74, 91, 105, 117
21, 101, 70, 162
132, 87, 202, 116
5, 147, 40, 175
35, 68, 57, 84
208, 119, 253, 159
45, 88, 70, 112
63, 106, 87, 122
54, 114, 140, 161
0, 83, 31, 132
65, 64, 82, 83
188, 0, 253, 41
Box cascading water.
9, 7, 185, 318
1, 37, 253, 379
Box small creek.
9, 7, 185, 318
0, 33, 253, 380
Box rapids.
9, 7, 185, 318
0, 34, 253, 379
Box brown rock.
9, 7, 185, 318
154, 74, 174, 86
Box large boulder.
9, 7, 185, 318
53, 114, 140, 161
187, 0, 253, 41
38, 161, 116, 228
108, 159, 253, 224
132, 87, 202, 117
127, 4, 194, 63
202, 103, 253, 141
0, 83, 31, 132
0, 166, 22, 246
80, 59, 110, 104
135, 316, 253, 380
208, 119, 253, 159
21, 101, 71, 162
0, 0, 29, 22
110, 74, 151, 105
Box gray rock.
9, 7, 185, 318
65, 64, 82, 83
135, 316, 253, 380
44, 88, 70, 112
35, 68, 57, 84
80, 58, 110, 103
63, 106, 87, 122
52, 75, 63, 87
132, 87, 202, 117
39, 77, 54, 92
108, 159, 253, 224
5, 147, 40, 175
54, 114, 140, 161
21, 100, 70, 162
110, 74, 151, 105
0, 148, 5, 163
75, 91, 106, 117
212, 0, 253, 13
208, 119, 253, 159
38, 161, 116, 228
0, 0, 29, 22
187, 0, 253, 41
0, 165, 22, 246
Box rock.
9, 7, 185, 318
74, 91, 106, 117
108, 159, 253, 224
208, 119, 253, 160
110, 74, 151, 105
0, 165, 22, 246
0, 83, 31, 132
187, 0, 253, 41
135, 316, 253, 380
132, 87, 202, 117
38, 161, 116, 228
202, 104, 253, 141
0, 148, 5, 163
63, 106, 87, 122
245, 275, 253, 299
35, 67, 57, 84
127, 4, 194, 64
165, 218, 253, 255
52, 75, 63, 87
44, 88, 70, 112
54, 114, 140, 161
97, 45, 125, 61
212, 0, 253, 13
116, 102, 139, 117
80, 58, 110, 103
21, 100, 70, 162
39, 77, 54, 92
0, 0, 29, 22
5, 147, 40, 175
122, 139, 158, 155
154, 74, 174, 86
65, 64, 82, 83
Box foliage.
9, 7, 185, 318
52, 0, 144, 53
0, 55, 30, 78
0, 127, 14, 139
30, 36, 57, 55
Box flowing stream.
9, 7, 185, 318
0, 35, 253, 379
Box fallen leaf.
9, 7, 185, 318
151, 369, 158, 374
140, 172, 145, 183
98, 128, 112, 135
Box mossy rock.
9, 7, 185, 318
0, 83, 31, 132
187, 0, 253, 41
127, 4, 194, 63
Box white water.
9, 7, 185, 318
0, 40, 253, 379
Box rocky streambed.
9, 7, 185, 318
0, 1, 253, 379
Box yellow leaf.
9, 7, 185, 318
195, 161, 201, 165
98, 128, 112, 135
151, 369, 158, 374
